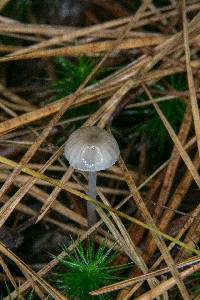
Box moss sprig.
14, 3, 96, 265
53, 240, 131, 300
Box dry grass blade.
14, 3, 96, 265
143, 104, 193, 259
0, 194, 85, 236
153, 104, 192, 221
0, 83, 35, 107
181, 220, 200, 260
0, 256, 20, 294
0, 242, 68, 300
118, 157, 190, 300
0, 17, 132, 51
143, 84, 200, 189
19, 181, 87, 226
93, 190, 161, 291
182, 0, 200, 158
135, 262, 200, 300
0, 99, 17, 117
145, 152, 200, 260
174, 201, 200, 262
0, 23, 76, 36
0, 36, 169, 62
153, 198, 200, 273
91, 256, 200, 295
0, 154, 199, 256
160, 152, 200, 232
35, 166, 77, 223
0, 64, 192, 136
0, 146, 65, 228
1, 1, 175, 58
97, 206, 160, 297
0, 169, 128, 194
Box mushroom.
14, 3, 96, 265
64, 126, 120, 226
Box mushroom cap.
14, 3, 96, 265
64, 126, 120, 172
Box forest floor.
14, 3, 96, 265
0, 0, 200, 299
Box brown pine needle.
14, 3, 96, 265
91, 256, 200, 295
0, 154, 199, 256
182, 0, 200, 159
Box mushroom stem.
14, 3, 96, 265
87, 171, 97, 227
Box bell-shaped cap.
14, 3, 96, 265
64, 126, 120, 172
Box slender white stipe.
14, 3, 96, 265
64, 126, 120, 227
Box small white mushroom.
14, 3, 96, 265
64, 126, 120, 226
